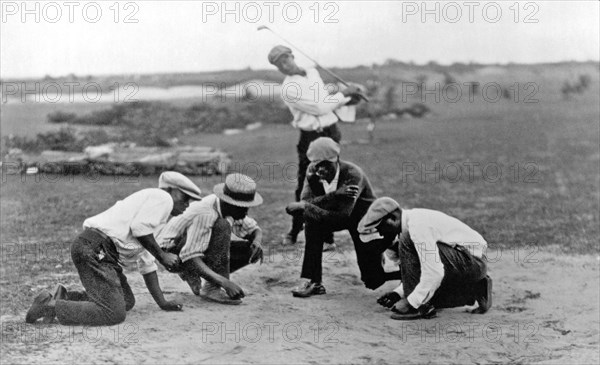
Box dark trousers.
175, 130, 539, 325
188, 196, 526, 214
290, 124, 342, 235
55, 229, 134, 326
173, 218, 253, 284
399, 232, 488, 308
300, 215, 388, 289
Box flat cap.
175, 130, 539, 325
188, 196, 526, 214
358, 197, 401, 235
307, 137, 340, 164
268, 45, 292, 65
158, 171, 202, 200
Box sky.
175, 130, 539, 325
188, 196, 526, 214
1, 0, 599, 78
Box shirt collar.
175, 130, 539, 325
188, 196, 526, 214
213, 196, 223, 218
321, 163, 340, 191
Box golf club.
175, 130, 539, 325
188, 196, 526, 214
258, 25, 369, 102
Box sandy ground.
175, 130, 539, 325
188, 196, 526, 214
1, 236, 599, 365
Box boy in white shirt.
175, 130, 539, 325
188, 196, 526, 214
358, 197, 492, 320
25, 172, 202, 325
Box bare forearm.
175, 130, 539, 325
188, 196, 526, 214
136, 234, 165, 261
186, 257, 228, 286
247, 227, 262, 243
143, 271, 167, 307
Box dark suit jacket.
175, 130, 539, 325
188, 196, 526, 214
300, 160, 377, 229
300, 160, 388, 289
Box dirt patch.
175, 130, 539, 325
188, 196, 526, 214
1, 245, 598, 364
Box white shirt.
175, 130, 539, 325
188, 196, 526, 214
155, 194, 259, 263
83, 188, 173, 274
392, 209, 487, 309
321, 164, 340, 193
281, 68, 351, 131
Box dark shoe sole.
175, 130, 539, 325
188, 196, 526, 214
53, 284, 68, 301
473, 275, 493, 314
186, 279, 202, 296
390, 312, 423, 320
199, 294, 242, 305
292, 287, 326, 298
282, 235, 298, 245
26, 291, 52, 324
391, 308, 437, 320
391, 302, 437, 320
41, 284, 67, 324
322, 243, 337, 252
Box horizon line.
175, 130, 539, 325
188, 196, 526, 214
2, 59, 599, 81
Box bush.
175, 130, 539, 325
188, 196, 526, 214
47, 111, 77, 124
562, 74, 592, 99
3, 127, 85, 153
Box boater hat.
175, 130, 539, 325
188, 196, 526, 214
213, 173, 263, 208
158, 171, 202, 200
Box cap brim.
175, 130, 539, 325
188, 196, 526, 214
309, 157, 339, 164
213, 184, 263, 208
179, 189, 202, 200
358, 217, 385, 232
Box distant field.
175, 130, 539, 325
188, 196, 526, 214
0, 102, 109, 137
2, 61, 598, 137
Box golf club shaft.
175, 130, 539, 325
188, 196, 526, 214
259, 26, 368, 101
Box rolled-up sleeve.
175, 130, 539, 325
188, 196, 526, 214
137, 250, 158, 275
232, 216, 259, 239
284, 84, 350, 116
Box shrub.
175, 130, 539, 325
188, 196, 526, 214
562, 74, 592, 99
35, 127, 84, 151
47, 111, 77, 124
3, 127, 85, 153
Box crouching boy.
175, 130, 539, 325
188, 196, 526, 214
157, 173, 264, 305
25, 171, 202, 325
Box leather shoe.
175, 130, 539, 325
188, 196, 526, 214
200, 283, 242, 305
42, 284, 67, 324
471, 275, 493, 314
52, 284, 68, 301
323, 242, 337, 252
282, 232, 298, 245
179, 273, 202, 296
26, 291, 53, 324
292, 281, 326, 298
391, 302, 436, 320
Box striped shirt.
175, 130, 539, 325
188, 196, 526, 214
156, 194, 259, 262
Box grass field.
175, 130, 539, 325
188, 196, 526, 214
1, 73, 598, 319
1, 63, 599, 364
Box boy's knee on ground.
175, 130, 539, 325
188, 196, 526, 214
104, 302, 127, 325
125, 295, 135, 312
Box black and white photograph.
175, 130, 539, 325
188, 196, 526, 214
1, 1, 599, 363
